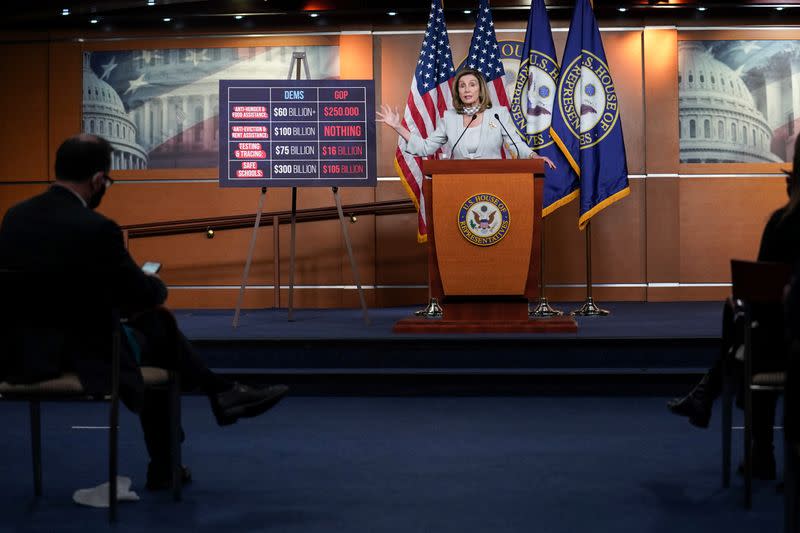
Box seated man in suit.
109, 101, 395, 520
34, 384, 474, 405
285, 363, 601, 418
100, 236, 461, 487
668, 132, 800, 479
0, 134, 288, 490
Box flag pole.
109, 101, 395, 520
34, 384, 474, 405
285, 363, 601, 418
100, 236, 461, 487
570, 220, 609, 316
530, 215, 563, 316
415, 235, 443, 318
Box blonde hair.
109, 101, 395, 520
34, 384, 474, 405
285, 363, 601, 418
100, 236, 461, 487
452, 69, 492, 114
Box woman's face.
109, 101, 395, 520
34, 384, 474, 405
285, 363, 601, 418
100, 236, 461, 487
458, 74, 480, 107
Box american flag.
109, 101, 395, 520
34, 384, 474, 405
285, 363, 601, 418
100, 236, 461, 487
466, 0, 511, 158
393, 0, 455, 244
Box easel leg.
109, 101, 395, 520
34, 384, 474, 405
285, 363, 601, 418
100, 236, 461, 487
333, 187, 370, 325
233, 187, 268, 328
288, 187, 297, 322
273, 215, 280, 308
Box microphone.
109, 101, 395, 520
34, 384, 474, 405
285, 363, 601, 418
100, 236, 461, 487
449, 114, 478, 159
494, 113, 519, 159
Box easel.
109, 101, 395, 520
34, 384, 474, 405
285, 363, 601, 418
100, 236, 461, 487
233, 52, 370, 327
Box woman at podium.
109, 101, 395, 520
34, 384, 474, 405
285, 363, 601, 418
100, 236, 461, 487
378, 68, 554, 167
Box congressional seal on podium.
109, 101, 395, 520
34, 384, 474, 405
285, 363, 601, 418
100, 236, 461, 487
457, 193, 510, 247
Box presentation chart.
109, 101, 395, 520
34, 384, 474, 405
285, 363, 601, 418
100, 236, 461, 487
219, 79, 376, 188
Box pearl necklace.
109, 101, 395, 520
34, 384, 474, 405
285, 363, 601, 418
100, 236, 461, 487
461, 105, 481, 115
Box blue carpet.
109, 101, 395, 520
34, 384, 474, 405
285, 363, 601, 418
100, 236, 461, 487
0, 395, 782, 532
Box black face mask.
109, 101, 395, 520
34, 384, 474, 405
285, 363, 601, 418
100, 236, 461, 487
87, 182, 106, 209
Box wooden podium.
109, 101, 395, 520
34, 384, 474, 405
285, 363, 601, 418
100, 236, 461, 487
394, 159, 577, 333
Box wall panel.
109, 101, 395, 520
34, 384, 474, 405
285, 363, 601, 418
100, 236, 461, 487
645, 177, 680, 284
165, 288, 356, 309
648, 286, 729, 302
49, 41, 82, 176
679, 177, 786, 282
544, 200, 586, 285
587, 180, 646, 284
643, 27, 679, 175
374, 180, 427, 286
603, 30, 646, 175
546, 286, 647, 303
0, 43, 49, 182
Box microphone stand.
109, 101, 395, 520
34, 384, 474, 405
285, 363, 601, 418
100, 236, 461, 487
448, 114, 477, 158
494, 113, 519, 159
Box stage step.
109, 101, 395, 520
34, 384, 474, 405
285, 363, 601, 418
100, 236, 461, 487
175, 303, 721, 380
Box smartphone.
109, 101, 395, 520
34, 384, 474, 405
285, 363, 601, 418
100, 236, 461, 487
142, 261, 162, 275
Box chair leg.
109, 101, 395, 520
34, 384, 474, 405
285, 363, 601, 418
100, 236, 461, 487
29, 401, 42, 497
744, 386, 753, 509
109, 395, 120, 522
786, 442, 796, 533
170, 373, 182, 502
722, 359, 733, 488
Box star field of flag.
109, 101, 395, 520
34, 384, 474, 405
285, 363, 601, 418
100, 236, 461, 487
466, 0, 505, 83
415, 3, 455, 94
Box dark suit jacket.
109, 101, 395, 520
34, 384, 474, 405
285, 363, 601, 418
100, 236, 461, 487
749, 205, 800, 370
0, 185, 167, 411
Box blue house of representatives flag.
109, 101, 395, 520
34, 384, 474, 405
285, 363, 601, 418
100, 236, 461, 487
550, 0, 629, 229
511, 0, 578, 216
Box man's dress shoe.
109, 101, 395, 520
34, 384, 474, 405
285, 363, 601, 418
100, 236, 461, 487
211, 383, 289, 426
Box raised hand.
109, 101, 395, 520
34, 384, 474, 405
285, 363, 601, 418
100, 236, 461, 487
376, 104, 403, 130
376, 104, 411, 142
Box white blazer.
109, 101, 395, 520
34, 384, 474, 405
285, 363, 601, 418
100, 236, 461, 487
404, 107, 533, 160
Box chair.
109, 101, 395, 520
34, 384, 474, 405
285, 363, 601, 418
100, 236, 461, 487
785, 299, 800, 532
0, 270, 182, 522
722, 259, 791, 508
787, 429, 800, 533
